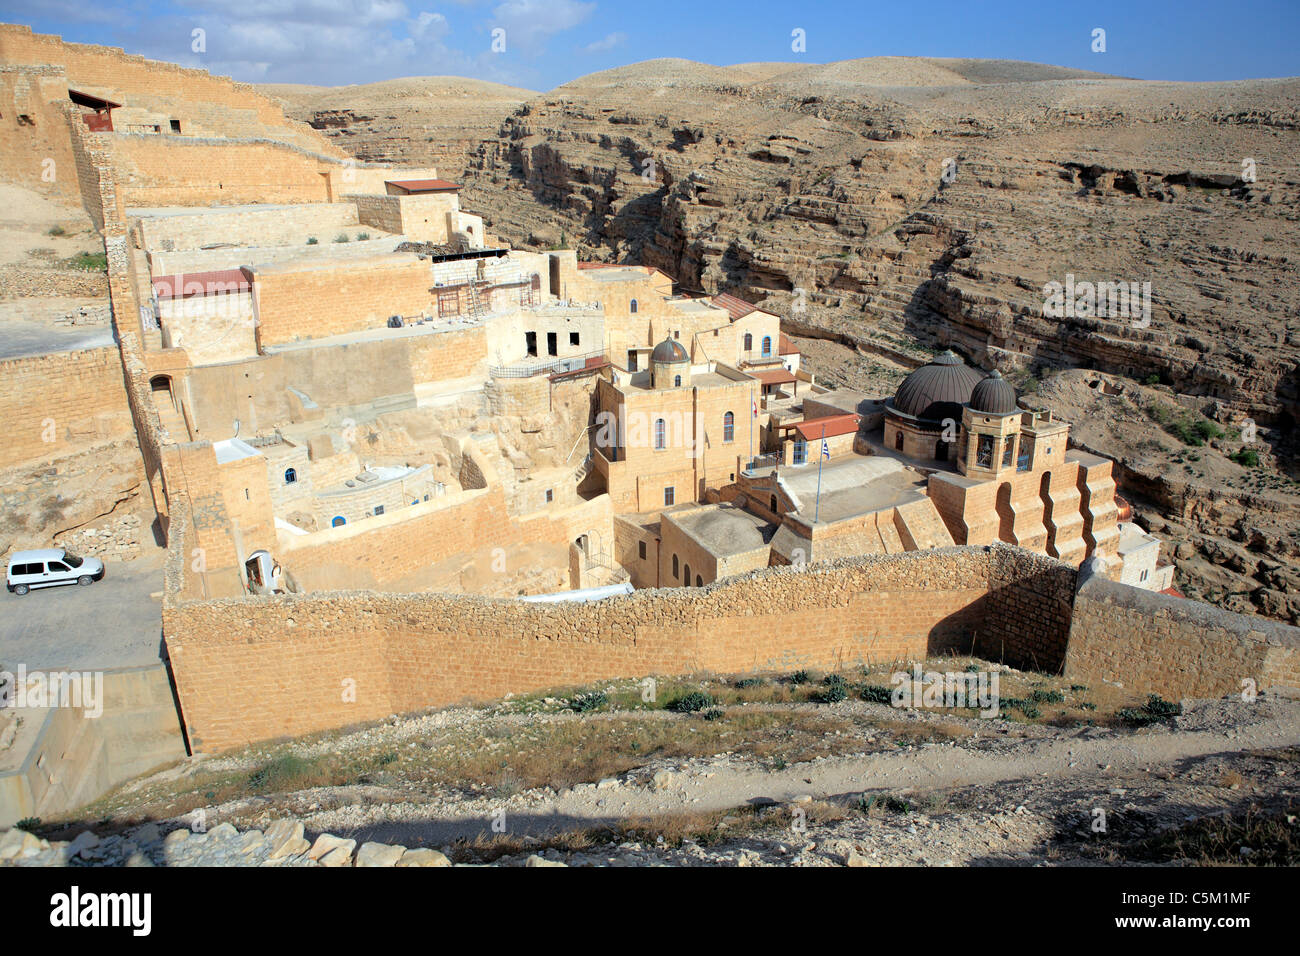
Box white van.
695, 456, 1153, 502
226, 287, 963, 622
6, 549, 105, 596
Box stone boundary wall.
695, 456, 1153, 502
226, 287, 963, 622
110, 136, 338, 208
164, 546, 1061, 752
0, 347, 137, 471
1065, 574, 1300, 699
0, 24, 344, 159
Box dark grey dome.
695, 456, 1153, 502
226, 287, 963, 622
969, 370, 1019, 414
890, 350, 983, 422
651, 338, 688, 363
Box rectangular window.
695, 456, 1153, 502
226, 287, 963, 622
627, 350, 638, 371
525, 331, 537, 356
169, 119, 181, 132
793, 440, 807, 465
664, 486, 675, 506
374, 505, 385, 516
547, 332, 558, 356
48, 562, 69, 573
545, 489, 553, 503
570, 332, 580, 346
638, 541, 647, 560
1002, 439, 1015, 468
976, 434, 995, 467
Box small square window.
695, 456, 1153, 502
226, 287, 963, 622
638, 541, 647, 560
374, 505, 385, 516
570, 332, 580, 346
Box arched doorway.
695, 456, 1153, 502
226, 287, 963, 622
149, 374, 176, 413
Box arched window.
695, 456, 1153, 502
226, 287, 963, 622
654, 418, 667, 449
743, 332, 753, 352
673, 375, 682, 387
761, 335, 772, 356
672, 554, 679, 578
894, 430, 905, 451
630, 299, 638, 313
284, 467, 297, 484
331, 515, 346, 527
770, 495, 778, 513
696, 575, 703, 587
723, 411, 735, 442
684, 563, 691, 586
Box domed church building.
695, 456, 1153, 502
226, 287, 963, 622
884, 350, 983, 462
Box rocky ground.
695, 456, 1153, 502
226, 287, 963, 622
7, 666, 1298, 868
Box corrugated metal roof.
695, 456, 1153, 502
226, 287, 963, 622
153, 269, 251, 300
751, 368, 797, 386
711, 292, 758, 321
794, 413, 860, 441
69, 89, 121, 110
386, 178, 462, 193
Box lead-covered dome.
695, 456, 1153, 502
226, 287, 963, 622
890, 350, 983, 422
651, 338, 688, 363
969, 370, 1019, 414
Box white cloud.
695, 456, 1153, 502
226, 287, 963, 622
412, 11, 450, 40
490, 0, 595, 56
582, 31, 625, 54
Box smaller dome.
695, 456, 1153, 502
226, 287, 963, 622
651, 338, 688, 363
969, 370, 1019, 414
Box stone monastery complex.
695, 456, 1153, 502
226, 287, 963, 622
2, 26, 1293, 761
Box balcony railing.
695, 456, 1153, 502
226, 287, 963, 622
488, 350, 606, 378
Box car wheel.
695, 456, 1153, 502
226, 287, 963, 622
13, 584, 28, 595
77, 575, 93, 586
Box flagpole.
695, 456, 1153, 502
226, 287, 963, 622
814, 423, 826, 523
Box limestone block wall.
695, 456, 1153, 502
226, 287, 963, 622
252, 255, 434, 347
0, 24, 345, 158
164, 547, 1025, 752
1065, 575, 1300, 698
137, 203, 359, 253
0, 347, 137, 471
157, 290, 257, 365
351, 194, 404, 236
613, 515, 660, 588
109, 136, 340, 207
0, 67, 82, 204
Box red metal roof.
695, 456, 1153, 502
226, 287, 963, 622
69, 89, 122, 111
779, 333, 799, 355
152, 269, 251, 300
750, 368, 797, 386
711, 292, 758, 321
793, 413, 860, 442
386, 178, 462, 193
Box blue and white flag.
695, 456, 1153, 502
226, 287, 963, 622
821, 439, 830, 460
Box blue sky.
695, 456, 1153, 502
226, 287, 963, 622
4, 0, 1298, 90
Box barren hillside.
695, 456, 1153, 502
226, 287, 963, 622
264, 77, 534, 182
263, 57, 1300, 622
